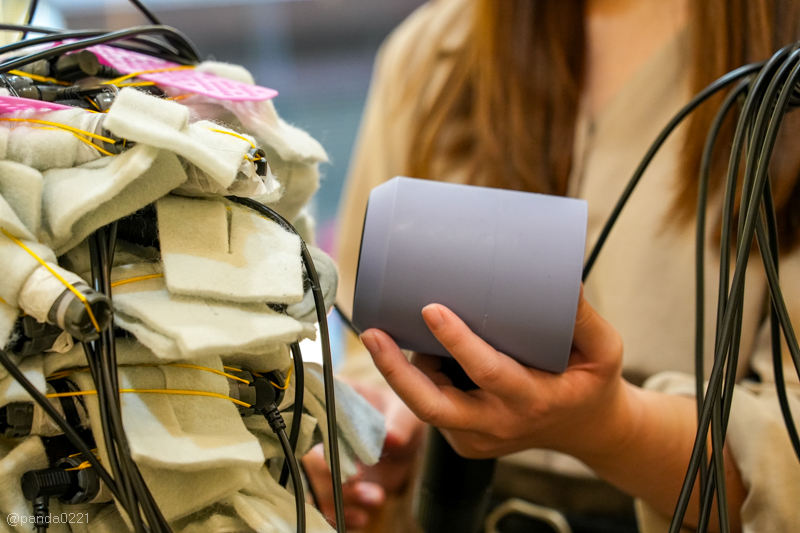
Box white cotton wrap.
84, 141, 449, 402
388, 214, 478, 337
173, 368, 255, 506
111, 263, 306, 360
40, 144, 187, 255
157, 196, 304, 304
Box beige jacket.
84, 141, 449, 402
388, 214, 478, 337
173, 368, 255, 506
335, 0, 800, 530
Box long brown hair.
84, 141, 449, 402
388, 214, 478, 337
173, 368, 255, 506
405, 0, 800, 249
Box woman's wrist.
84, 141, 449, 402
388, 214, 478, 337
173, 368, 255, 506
560, 378, 644, 470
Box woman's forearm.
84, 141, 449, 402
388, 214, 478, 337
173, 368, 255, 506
575, 383, 746, 532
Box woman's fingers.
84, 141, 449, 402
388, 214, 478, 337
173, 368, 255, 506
569, 290, 623, 367
361, 328, 479, 428
421, 304, 530, 396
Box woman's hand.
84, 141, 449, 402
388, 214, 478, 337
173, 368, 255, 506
359, 290, 633, 462
302, 383, 425, 529
360, 291, 747, 532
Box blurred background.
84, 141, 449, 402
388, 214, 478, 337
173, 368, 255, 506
33, 0, 426, 253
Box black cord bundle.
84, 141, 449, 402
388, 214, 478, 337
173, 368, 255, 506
584, 43, 800, 533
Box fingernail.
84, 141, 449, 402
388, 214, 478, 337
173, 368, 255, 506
357, 483, 385, 506
360, 331, 380, 355
422, 304, 445, 328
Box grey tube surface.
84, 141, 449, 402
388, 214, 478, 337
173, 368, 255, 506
353, 177, 586, 373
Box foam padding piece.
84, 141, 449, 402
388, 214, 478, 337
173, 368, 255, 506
305, 364, 386, 469
112, 264, 305, 359
5, 126, 78, 171
157, 196, 304, 304
40, 144, 187, 255
0, 161, 43, 235
105, 89, 250, 188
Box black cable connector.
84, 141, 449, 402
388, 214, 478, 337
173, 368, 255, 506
21, 458, 100, 532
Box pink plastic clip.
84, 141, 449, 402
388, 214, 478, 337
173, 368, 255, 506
0, 95, 73, 114
90, 45, 278, 102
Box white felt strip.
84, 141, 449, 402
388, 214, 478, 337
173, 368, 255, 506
40, 145, 187, 255
258, 160, 320, 223
0, 161, 42, 235
157, 196, 304, 304
6, 126, 79, 171
112, 273, 304, 359
104, 89, 250, 188
305, 364, 386, 468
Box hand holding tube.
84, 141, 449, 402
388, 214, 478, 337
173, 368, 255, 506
360, 289, 628, 459
360, 290, 747, 532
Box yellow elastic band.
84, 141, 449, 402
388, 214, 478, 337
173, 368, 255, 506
48, 362, 250, 385
167, 93, 194, 101
115, 81, 157, 88
270, 362, 293, 390
85, 96, 101, 111
0, 118, 116, 144
65, 461, 93, 471
208, 128, 256, 150
103, 66, 194, 87
165, 363, 251, 384
110, 273, 164, 288
1, 228, 100, 333
46, 388, 251, 408
30, 125, 114, 157
7, 69, 70, 86
224, 365, 292, 390
68, 448, 97, 458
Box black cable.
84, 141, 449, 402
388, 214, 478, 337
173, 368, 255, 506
582, 61, 765, 281
0, 349, 125, 504
334, 303, 360, 336
280, 342, 305, 488
92, 229, 170, 533
128, 0, 162, 25
694, 80, 751, 497
226, 196, 347, 532
0, 25, 191, 64
279, 426, 307, 533
0, 26, 199, 74
669, 48, 800, 533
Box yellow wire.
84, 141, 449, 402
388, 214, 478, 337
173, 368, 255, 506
48, 362, 250, 385
116, 81, 157, 88
167, 93, 194, 101
110, 273, 164, 288
223, 365, 292, 390
29, 125, 115, 157
71, 132, 115, 157
0, 228, 100, 333
46, 388, 251, 408
85, 96, 101, 111
165, 363, 251, 384
103, 66, 194, 87
207, 128, 256, 150
0, 118, 116, 144
270, 362, 293, 390
65, 461, 93, 471
7, 69, 70, 86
